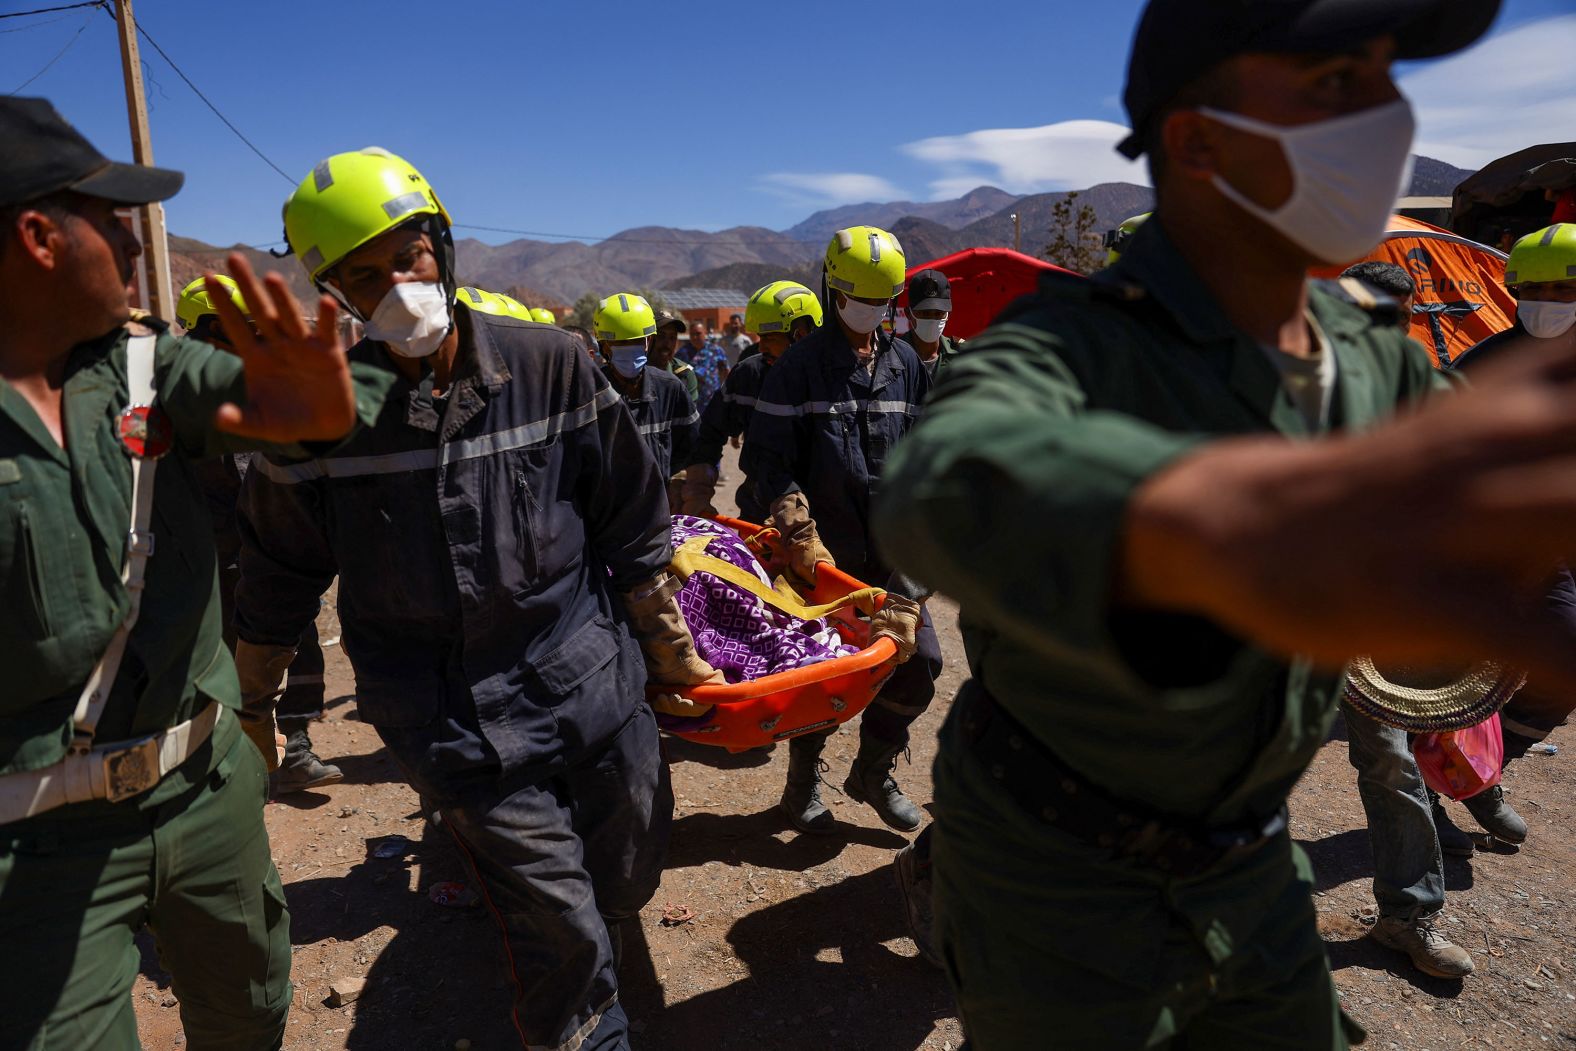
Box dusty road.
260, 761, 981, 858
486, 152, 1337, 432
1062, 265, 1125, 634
132, 448, 1576, 1050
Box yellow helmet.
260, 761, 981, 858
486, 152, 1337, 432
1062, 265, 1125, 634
455, 286, 515, 317
746, 281, 822, 335
593, 293, 657, 342
824, 226, 906, 300
1104, 212, 1152, 266
1505, 224, 1576, 287
283, 147, 451, 284
176, 274, 247, 330
497, 295, 536, 321
529, 307, 557, 325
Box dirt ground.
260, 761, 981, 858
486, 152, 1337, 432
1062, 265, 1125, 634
132, 448, 1576, 1050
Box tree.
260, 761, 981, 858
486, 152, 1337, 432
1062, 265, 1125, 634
563, 288, 680, 331
1041, 191, 1105, 274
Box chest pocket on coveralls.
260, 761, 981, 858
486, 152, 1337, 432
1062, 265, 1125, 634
506, 439, 576, 597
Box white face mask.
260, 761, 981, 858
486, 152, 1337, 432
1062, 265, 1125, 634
1518, 299, 1576, 339
363, 281, 453, 358
911, 315, 948, 343
837, 296, 889, 335
1200, 99, 1417, 265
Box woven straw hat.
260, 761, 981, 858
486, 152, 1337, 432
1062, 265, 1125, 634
1343, 656, 1524, 733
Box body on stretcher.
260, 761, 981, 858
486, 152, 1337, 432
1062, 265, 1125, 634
647, 516, 897, 752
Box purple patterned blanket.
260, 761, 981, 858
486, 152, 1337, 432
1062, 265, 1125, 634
671, 516, 858, 684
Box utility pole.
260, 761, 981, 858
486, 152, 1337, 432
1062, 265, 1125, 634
114, 0, 174, 320
1010, 212, 1021, 254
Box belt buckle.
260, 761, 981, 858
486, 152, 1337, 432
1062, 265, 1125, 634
103, 737, 160, 802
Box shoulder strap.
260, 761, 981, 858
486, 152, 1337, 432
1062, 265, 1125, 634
70, 334, 160, 753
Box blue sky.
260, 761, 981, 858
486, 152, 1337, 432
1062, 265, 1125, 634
4, 0, 1573, 248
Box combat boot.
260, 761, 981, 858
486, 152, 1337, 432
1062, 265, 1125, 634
781, 733, 835, 834
1463, 785, 1527, 844
1371, 914, 1474, 978
894, 841, 941, 967
844, 738, 923, 832
270, 722, 344, 795
1429, 791, 1475, 857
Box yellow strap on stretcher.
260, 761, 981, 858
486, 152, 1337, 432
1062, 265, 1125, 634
669, 536, 883, 622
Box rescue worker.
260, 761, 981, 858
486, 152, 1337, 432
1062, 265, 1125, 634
679, 280, 822, 520
236, 147, 722, 1050
1458, 223, 1576, 367
903, 269, 961, 379
176, 275, 342, 795
0, 96, 370, 1050
1103, 211, 1152, 266
595, 292, 699, 491
874, 1, 1532, 1044
745, 227, 935, 834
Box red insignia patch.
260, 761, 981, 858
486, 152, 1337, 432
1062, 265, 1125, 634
117, 404, 173, 460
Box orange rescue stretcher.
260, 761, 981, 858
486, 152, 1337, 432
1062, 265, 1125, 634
647, 516, 897, 752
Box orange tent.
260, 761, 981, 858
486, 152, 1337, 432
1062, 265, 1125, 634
1315, 215, 1517, 368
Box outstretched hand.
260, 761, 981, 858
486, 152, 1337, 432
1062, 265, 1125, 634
204, 253, 356, 442
1125, 333, 1576, 695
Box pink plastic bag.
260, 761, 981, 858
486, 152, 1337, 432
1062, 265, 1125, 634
1413, 713, 1504, 801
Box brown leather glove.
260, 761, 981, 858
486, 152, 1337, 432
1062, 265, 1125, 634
619, 572, 726, 691
234, 640, 295, 772
869, 594, 923, 663
769, 492, 835, 587
666, 469, 686, 515
679, 463, 721, 518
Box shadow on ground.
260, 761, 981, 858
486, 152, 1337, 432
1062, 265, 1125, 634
1301, 829, 1478, 894
622, 866, 954, 1051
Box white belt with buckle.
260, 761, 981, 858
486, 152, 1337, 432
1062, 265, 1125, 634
0, 704, 225, 825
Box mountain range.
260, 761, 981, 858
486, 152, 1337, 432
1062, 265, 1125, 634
168, 156, 1475, 308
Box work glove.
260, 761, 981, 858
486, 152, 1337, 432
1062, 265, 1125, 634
679, 463, 721, 518
234, 640, 295, 772
869, 594, 923, 664
619, 572, 725, 720
769, 491, 835, 588
667, 469, 687, 516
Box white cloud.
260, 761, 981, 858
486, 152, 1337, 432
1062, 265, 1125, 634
1401, 14, 1576, 169
900, 119, 1149, 199
757, 172, 906, 208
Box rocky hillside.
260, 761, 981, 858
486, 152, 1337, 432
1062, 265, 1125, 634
167, 157, 1477, 305
784, 186, 1022, 244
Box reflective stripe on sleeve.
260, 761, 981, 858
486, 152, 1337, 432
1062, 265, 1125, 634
751, 398, 920, 418
253, 390, 615, 484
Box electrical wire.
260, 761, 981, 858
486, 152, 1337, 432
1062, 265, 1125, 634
102, 5, 296, 183
0, 1, 104, 20
5, 4, 810, 251
6, 13, 91, 94
1, 10, 76, 32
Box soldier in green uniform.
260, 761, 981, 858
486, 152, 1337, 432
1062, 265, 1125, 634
869, 2, 1576, 1046
903, 268, 961, 380
0, 98, 378, 1050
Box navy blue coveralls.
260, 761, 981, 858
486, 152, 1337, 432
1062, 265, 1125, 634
235, 304, 672, 1051
743, 323, 942, 746
601, 362, 697, 483
689, 350, 774, 522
